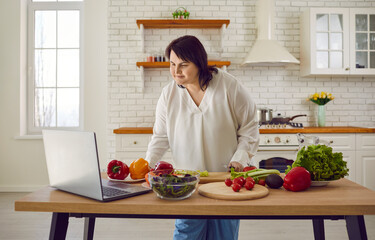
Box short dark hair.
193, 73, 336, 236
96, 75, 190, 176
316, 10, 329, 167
165, 35, 218, 91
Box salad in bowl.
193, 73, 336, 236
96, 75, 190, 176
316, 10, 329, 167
148, 169, 200, 200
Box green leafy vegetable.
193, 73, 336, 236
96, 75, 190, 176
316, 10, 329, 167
285, 144, 349, 181
150, 172, 198, 199
230, 168, 280, 182
174, 169, 208, 177
197, 170, 209, 177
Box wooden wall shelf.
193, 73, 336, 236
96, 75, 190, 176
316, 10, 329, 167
136, 19, 230, 29
136, 61, 231, 69
136, 19, 230, 92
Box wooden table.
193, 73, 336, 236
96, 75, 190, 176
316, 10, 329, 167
15, 178, 375, 240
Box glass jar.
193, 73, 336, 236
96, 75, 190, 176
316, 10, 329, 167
146, 52, 154, 62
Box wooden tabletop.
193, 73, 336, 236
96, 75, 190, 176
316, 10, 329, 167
15, 178, 375, 216
113, 126, 375, 134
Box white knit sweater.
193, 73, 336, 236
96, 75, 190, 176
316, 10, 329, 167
146, 69, 259, 172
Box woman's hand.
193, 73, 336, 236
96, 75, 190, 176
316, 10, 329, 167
227, 161, 244, 172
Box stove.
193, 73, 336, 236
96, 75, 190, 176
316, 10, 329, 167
259, 134, 299, 148
253, 132, 300, 172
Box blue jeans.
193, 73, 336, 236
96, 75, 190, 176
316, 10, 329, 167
173, 219, 240, 240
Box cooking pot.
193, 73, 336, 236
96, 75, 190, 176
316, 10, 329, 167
257, 108, 273, 124
270, 114, 307, 124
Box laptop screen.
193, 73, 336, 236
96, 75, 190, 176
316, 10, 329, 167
42, 130, 104, 200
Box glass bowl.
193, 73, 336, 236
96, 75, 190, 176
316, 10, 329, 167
148, 169, 200, 200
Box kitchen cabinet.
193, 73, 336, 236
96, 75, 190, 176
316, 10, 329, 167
115, 134, 173, 166
355, 134, 375, 190
136, 19, 231, 91
300, 8, 375, 76
316, 133, 375, 190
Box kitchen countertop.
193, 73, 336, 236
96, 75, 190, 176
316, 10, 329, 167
113, 126, 375, 134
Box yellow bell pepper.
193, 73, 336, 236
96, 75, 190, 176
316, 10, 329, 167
129, 158, 149, 179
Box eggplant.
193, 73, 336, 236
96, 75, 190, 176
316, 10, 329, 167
265, 174, 284, 189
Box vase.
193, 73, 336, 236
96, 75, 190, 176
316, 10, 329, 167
317, 105, 326, 127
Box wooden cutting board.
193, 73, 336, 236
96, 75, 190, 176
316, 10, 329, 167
198, 182, 269, 200
199, 172, 231, 184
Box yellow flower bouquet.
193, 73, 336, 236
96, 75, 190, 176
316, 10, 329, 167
307, 92, 334, 127
308, 92, 334, 105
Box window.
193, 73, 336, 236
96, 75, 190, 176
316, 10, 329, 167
27, 0, 83, 134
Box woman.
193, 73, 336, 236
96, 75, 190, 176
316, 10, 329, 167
145, 35, 259, 240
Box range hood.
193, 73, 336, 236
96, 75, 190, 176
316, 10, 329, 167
242, 0, 300, 66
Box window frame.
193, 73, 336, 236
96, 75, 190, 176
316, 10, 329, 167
27, 0, 84, 134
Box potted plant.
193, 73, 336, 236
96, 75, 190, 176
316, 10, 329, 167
172, 7, 190, 19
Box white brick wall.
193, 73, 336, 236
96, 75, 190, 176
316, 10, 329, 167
107, 0, 375, 159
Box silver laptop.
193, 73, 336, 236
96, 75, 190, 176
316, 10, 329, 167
42, 130, 151, 202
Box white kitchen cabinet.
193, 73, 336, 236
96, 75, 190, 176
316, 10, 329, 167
115, 134, 173, 166
355, 134, 375, 190
300, 8, 375, 76
350, 9, 375, 75
316, 133, 375, 188
355, 151, 375, 191
115, 134, 150, 166
341, 151, 356, 182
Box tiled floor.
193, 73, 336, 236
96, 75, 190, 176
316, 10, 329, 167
2, 192, 374, 239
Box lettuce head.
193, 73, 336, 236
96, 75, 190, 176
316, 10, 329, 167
285, 144, 349, 181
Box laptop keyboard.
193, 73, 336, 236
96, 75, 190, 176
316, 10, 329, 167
102, 186, 129, 197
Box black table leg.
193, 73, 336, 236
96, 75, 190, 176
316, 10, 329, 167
312, 218, 325, 240
346, 215, 368, 240
49, 212, 69, 240
83, 217, 96, 240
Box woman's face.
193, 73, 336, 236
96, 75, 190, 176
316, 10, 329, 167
169, 50, 199, 87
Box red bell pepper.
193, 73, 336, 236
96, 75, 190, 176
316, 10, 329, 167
283, 167, 311, 192
107, 160, 129, 180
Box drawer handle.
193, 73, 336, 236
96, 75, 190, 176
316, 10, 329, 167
133, 141, 137, 144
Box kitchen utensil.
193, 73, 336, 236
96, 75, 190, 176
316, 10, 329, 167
198, 182, 269, 200
270, 114, 307, 124
257, 108, 273, 124
297, 133, 331, 150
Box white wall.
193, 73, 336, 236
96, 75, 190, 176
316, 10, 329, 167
0, 0, 108, 191
107, 0, 375, 159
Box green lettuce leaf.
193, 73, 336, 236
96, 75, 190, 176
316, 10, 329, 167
285, 144, 349, 181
